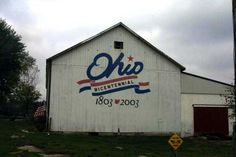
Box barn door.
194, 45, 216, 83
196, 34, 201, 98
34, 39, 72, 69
194, 107, 228, 136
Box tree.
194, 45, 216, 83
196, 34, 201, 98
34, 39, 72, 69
9, 62, 41, 117
221, 86, 235, 156
0, 19, 41, 116
224, 87, 235, 119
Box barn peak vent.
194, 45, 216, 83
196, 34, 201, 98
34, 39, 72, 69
114, 41, 123, 49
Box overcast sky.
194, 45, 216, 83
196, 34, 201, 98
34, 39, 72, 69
0, 0, 234, 99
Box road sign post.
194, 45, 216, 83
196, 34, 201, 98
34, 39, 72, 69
168, 133, 183, 157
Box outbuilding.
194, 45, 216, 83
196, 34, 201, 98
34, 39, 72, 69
46, 22, 233, 137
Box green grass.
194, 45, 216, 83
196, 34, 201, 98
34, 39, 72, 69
0, 118, 233, 157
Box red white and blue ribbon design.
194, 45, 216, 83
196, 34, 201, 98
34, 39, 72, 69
77, 75, 150, 96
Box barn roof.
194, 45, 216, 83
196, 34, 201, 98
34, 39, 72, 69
181, 72, 233, 95
47, 22, 185, 71
182, 72, 233, 87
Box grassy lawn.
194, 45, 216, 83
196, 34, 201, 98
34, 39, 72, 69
0, 118, 232, 157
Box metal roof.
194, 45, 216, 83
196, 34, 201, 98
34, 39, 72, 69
47, 22, 185, 71
182, 72, 234, 87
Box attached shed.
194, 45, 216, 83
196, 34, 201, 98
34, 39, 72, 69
181, 72, 233, 137
46, 22, 233, 137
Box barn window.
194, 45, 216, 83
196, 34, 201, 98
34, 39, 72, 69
114, 41, 123, 49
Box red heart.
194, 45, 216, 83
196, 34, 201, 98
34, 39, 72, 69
115, 99, 120, 104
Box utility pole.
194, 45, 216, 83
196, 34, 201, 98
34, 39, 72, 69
232, 0, 236, 156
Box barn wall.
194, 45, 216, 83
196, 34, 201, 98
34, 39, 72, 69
49, 26, 182, 133
181, 94, 234, 137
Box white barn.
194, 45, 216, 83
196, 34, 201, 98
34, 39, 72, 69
46, 22, 233, 137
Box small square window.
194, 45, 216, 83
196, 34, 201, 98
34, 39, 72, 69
114, 41, 123, 49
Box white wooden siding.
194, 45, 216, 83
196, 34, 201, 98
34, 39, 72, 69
49, 26, 181, 133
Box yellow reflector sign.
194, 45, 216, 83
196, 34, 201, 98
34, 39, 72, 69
168, 133, 183, 151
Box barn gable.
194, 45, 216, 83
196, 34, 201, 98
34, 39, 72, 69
46, 23, 184, 133
47, 22, 185, 71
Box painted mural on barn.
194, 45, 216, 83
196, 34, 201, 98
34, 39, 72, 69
76, 52, 150, 107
